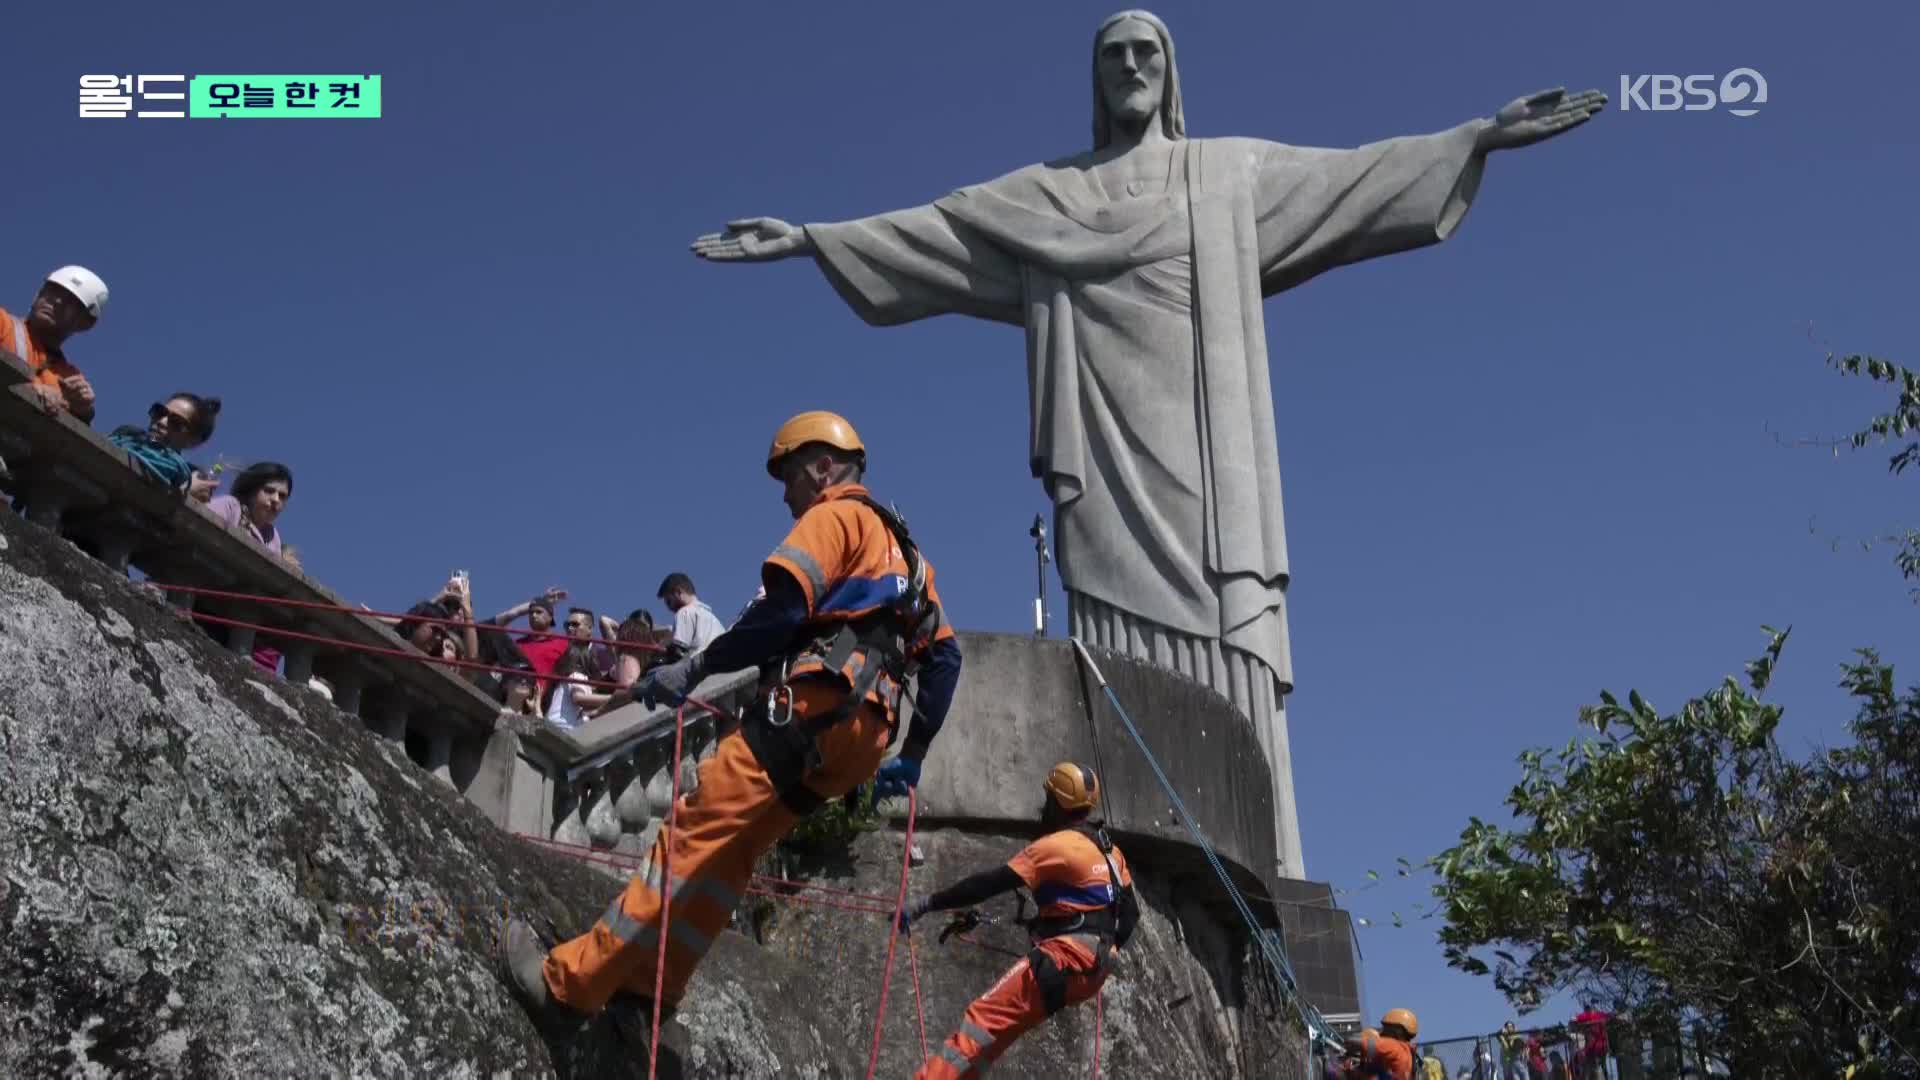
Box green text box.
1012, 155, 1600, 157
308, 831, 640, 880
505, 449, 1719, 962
189, 75, 381, 118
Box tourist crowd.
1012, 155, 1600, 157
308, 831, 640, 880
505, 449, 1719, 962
3, 263, 723, 732
1357, 1003, 1641, 1080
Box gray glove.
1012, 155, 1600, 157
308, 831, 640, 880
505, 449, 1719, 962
636, 653, 705, 708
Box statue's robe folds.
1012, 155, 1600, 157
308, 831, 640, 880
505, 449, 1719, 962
808, 123, 1486, 877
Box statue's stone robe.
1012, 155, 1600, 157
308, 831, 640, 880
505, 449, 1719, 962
808, 123, 1486, 877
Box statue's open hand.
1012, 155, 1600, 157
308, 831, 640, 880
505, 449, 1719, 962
690, 217, 811, 262
1479, 87, 1606, 152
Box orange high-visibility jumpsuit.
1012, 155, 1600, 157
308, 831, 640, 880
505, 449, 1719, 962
1, 307, 93, 423
917, 828, 1134, 1079
542, 482, 958, 1013
1338, 1035, 1416, 1080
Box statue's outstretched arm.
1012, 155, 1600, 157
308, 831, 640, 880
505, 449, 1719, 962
690, 217, 814, 263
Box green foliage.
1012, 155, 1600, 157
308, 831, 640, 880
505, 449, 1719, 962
1430, 354, 1920, 1076
780, 784, 892, 854
1829, 354, 1920, 598
1432, 631, 1920, 1074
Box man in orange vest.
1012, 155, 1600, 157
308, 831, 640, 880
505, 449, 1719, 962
0, 266, 108, 423
501, 410, 964, 1050
903, 762, 1138, 1079
1339, 1009, 1422, 1080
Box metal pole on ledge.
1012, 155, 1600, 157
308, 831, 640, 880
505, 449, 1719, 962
1029, 514, 1050, 638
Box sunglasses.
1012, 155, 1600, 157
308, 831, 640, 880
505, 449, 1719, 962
148, 403, 195, 434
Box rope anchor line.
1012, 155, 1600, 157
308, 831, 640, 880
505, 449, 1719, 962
1068, 636, 1343, 1053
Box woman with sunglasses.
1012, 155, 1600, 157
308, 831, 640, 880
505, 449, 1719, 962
107, 393, 222, 496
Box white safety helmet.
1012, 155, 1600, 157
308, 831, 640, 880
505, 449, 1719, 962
45, 265, 109, 319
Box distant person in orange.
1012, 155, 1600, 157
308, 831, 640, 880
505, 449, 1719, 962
0, 266, 108, 423
1339, 1009, 1421, 1079
905, 762, 1138, 1079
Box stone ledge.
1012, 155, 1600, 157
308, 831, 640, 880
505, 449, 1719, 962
915, 632, 1281, 904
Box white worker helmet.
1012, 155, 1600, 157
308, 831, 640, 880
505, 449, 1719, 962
45, 265, 109, 319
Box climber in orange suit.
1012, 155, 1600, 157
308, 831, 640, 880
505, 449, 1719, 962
904, 762, 1139, 1079
1338, 1009, 1421, 1080
500, 411, 963, 1047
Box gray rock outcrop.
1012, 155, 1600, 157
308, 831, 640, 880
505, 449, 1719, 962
0, 508, 1300, 1076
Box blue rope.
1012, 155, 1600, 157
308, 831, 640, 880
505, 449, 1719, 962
1073, 638, 1345, 1050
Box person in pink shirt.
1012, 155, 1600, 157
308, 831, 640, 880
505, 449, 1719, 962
206, 461, 291, 554
203, 462, 294, 673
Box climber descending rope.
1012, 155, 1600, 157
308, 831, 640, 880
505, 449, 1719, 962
499, 411, 965, 1077
895, 762, 1137, 1079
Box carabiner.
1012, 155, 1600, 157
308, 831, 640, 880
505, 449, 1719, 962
766, 683, 794, 728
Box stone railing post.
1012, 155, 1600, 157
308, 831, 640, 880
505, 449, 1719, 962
282, 643, 317, 686
331, 673, 364, 716
19, 478, 71, 532
91, 528, 139, 574
369, 705, 407, 744
223, 623, 257, 657
423, 731, 454, 786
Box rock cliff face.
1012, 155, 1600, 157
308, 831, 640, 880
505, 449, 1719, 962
0, 509, 1299, 1077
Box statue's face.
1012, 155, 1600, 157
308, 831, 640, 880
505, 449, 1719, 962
1096, 18, 1165, 127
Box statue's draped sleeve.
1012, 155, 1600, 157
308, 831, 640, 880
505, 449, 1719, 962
1250, 120, 1486, 295
807, 205, 1026, 328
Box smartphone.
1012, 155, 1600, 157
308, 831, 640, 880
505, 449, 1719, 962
453, 569, 470, 590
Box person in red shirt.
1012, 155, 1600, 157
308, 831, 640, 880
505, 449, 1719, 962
485, 586, 570, 696
0, 266, 107, 424
902, 762, 1137, 1079
1571, 1003, 1612, 1079
500, 411, 963, 1058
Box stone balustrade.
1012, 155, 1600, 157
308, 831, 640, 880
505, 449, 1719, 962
499, 667, 762, 851
1, 346, 762, 855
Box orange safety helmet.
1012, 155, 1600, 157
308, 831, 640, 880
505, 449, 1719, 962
766, 411, 866, 479
1381, 1007, 1418, 1038
1044, 761, 1100, 813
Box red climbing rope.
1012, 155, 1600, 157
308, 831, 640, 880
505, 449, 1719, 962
646, 703, 688, 1080
149, 581, 663, 651
1091, 987, 1103, 1079
184, 609, 638, 690
522, 836, 904, 913
747, 887, 893, 917
864, 789, 918, 1080
751, 875, 897, 904
908, 928, 929, 1062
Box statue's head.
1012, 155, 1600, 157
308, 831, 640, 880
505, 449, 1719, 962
1091, 10, 1185, 150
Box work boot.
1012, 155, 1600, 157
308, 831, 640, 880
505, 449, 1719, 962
501, 917, 581, 1026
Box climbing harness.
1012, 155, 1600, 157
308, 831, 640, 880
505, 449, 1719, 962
745, 493, 939, 817
1006, 821, 1137, 1016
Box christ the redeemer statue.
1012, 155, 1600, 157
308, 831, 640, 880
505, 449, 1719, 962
691, 9, 1604, 879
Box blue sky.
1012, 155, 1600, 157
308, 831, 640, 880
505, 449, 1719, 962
8, 0, 1917, 1040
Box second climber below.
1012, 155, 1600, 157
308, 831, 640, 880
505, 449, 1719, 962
901, 761, 1139, 1079
500, 410, 964, 1050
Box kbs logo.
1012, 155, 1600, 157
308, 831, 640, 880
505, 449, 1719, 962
1618, 69, 1767, 117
